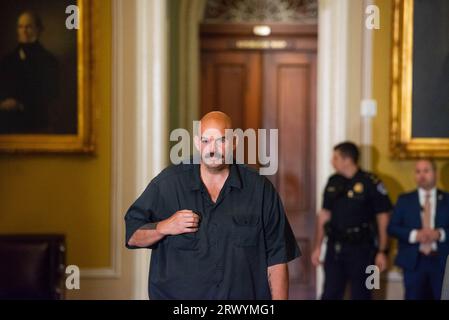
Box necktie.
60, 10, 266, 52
420, 192, 432, 255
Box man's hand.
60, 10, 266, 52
375, 252, 388, 272
423, 229, 440, 242
311, 247, 322, 267
157, 210, 200, 236
0, 98, 19, 111
417, 228, 440, 243
128, 210, 200, 248
416, 229, 431, 243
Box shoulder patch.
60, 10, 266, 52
376, 182, 388, 195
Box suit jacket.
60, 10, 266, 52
388, 189, 449, 271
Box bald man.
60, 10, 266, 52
388, 160, 449, 299
0, 11, 59, 133
125, 111, 300, 300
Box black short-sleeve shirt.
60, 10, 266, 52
124, 162, 301, 300
322, 169, 392, 230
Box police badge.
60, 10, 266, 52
354, 182, 364, 193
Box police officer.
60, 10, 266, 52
311, 142, 392, 300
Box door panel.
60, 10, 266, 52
263, 52, 317, 299
201, 52, 261, 131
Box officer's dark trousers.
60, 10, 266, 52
403, 253, 446, 300
322, 242, 375, 300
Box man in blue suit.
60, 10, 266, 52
388, 159, 449, 299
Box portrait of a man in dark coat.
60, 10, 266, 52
0, 10, 59, 134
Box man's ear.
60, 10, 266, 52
194, 135, 200, 152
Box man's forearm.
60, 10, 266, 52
376, 213, 389, 251
128, 225, 165, 247
314, 222, 325, 250
314, 209, 330, 249
267, 263, 289, 300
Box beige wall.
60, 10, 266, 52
0, 0, 153, 299
0, 0, 112, 270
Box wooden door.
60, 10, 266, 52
201, 51, 261, 131
262, 52, 317, 299
200, 24, 317, 299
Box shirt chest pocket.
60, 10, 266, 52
232, 214, 260, 247
170, 233, 200, 251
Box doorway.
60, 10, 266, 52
200, 23, 317, 299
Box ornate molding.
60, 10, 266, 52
203, 0, 317, 24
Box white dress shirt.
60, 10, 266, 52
409, 188, 446, 249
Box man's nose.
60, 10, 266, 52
203, 141, 215, 152
208, 145, 218, 154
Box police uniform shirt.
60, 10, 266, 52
124, 162, 300, 300
322, 169, 392, 230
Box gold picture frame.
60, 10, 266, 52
0, 0, 94, 153
390, 0, 449, 159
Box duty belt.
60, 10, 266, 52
325, 222, 375, 245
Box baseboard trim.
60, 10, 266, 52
80, 268, 120, 279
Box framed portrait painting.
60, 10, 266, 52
0, 0, 93, 153
391, 0, 449, 158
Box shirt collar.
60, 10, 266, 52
190, 163, 243, 191
418, 187, 436, 199
337, 168, 362, 181
227, 164, 243, 189
190, 163, 202, 190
